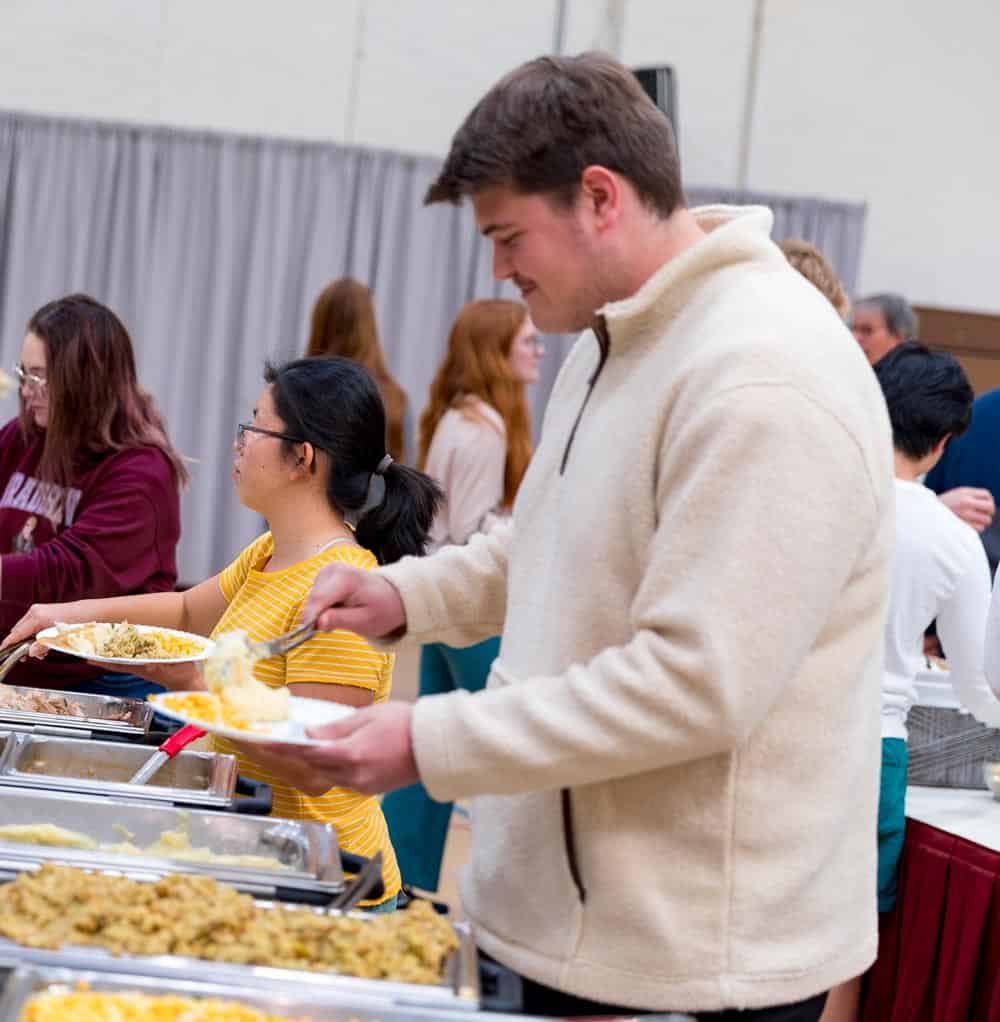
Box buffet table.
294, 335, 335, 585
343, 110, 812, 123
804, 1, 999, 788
862, 785, 1000, 1021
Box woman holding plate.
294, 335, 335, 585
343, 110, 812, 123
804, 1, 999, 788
0, 294, 187, 697
3, 356, 441, 911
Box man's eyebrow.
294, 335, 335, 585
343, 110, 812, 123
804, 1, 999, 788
482, 222, 513, 238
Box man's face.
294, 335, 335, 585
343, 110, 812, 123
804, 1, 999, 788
472, 186, 604, 334
851, 305, 901, 365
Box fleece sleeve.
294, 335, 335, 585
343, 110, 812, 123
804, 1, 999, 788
1, 449, 178, 604
375, 519, 513, 650
410, 383, 890, 800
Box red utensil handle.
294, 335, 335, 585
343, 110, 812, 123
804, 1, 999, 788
160, 723, 207, 758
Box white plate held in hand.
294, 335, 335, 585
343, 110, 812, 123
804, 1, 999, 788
149, 693, 354, 746
37, 624, 215, 666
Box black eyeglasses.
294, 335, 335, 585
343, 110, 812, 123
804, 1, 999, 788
236, 422, 304, 450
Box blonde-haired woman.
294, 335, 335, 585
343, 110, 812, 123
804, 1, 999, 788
778, 238, 850, 320
382, 298, 542, 894
306, 278, 410, 462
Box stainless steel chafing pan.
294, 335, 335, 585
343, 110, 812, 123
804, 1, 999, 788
0, 905, 481, 1011
0, 963, 505, 1019
0, 732, 246, 810
0, 787, 344, 900
0, 687, 152, 737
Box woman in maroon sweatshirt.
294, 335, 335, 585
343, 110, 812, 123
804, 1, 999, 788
0, 294, 186, 694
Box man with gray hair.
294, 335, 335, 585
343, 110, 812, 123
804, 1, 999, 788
851, 292, 918, 364
850, 292, 993, 535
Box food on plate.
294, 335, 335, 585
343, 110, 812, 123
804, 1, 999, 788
0, 864, 459, 984
0, 818, 291, 871
202, 631, 290, 724
49, 622, 207, 660
19, 983, 312, 1022
153, 692, 257, 732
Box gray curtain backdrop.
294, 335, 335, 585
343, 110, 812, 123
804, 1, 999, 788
0, 110, 866, 583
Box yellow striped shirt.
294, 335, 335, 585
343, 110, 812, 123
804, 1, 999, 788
211, 533, 400, 902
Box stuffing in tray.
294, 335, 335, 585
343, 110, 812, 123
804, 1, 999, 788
0, 864, 459, 985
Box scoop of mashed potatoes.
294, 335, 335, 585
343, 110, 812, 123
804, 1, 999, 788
202, 631, 289, 724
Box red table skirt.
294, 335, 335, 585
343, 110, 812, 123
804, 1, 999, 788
863, 818, 1000, 1022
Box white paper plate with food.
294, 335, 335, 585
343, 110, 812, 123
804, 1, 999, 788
148, 690, 354, 746
37, 623, 215, 665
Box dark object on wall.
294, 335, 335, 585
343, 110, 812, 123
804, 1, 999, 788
632, 65, 678, 153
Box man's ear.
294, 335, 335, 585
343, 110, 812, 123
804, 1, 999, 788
579, 165, 623, 232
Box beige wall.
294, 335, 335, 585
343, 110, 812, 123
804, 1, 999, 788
1, 0, 997, 313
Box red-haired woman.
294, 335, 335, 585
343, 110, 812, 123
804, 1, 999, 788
382, 298, 542, 894
306, 278, 410, 463
0, 294, 187, 695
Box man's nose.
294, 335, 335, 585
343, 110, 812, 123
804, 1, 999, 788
492, 244, 512, 281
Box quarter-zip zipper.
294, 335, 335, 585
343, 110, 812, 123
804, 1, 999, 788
561, 788, 586, 903
557, 321, 611, 905
559, 319, 611, 475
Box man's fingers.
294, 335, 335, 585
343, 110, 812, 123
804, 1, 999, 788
304, 565, 360, 621
306, 709, 368, 742
315, 606, 375, 634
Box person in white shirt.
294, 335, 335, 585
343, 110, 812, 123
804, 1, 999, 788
821, 342, 1000, 1022
874, 342, 1000, 907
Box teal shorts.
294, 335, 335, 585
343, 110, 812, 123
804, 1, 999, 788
877, 738, 908, 913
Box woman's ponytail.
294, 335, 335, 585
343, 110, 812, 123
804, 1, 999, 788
265, 357, 443, 565
354, 460, 442, 564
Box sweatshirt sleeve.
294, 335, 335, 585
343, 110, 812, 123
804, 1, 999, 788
410, 383, 890, 800
376, 520, 512, 649
980, 565, 1000, 704
938, 541, 1000, 726
1, 448, 179, 604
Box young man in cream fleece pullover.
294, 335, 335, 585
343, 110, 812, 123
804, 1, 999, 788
297, 55, 894, 1020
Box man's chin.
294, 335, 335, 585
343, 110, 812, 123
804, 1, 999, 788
530, 305, 589, 335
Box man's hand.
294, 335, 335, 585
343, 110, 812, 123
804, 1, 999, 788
939, 486, 995, 533
304, 564, 407, 638
272, 702, 418, 797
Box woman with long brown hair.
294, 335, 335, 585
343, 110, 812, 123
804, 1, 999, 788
0, 293, 187, 696
382, 298, 543, 894
306, 278, 410, 462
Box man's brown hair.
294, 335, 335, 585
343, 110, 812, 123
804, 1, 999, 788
425, 52, 683, 217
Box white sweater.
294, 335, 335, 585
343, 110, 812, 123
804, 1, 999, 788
883, 479, 1000, 739
378, 206, 893, 1013
423, 399, 507, 554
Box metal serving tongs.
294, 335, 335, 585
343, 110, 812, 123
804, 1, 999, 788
0, 641, 32, 683
128, 723, 207, 785
329, 850, 385, 912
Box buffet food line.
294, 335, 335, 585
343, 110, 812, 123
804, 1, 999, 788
0, 662, 535, 1022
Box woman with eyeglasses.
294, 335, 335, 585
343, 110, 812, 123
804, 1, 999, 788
4, 356, 441, 911
381, 299, 542, 895
0, 294, 186, 696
